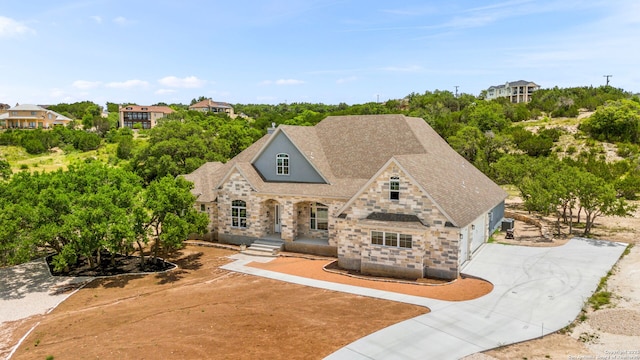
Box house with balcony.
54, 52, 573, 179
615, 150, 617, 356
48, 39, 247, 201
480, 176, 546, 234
183, 114, 507, 280
189, 99, 235, 118
0, 104, 72, 129
118, 105, 175, 129
485, 80, 540, 103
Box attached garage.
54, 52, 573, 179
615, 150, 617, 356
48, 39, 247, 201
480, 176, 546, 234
459, 226, 469, 266
470, 218, 485, 253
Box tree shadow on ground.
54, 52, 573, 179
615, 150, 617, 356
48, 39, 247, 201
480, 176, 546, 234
84, 274, 147, 289
155, 252, 203, 285
0, 260, 71, 300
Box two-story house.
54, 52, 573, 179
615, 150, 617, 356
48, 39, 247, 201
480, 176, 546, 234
0, 104, 72, 129
118, 105, 175, 129
188, 99, 235, 118
485, 80, 540, 103
183, 115, 507, 280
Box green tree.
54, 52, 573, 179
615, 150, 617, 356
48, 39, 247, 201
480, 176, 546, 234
144, 176, 208, 260
448, 126, 484, 163
575, 171, 635, 236
116, 136, 134, 159
0, 160, 11, 180
466, 101, 510, 132
581, 99, 640, 143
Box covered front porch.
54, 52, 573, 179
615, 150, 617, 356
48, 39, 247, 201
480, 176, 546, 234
261, 199, 331, 242
260, 197, 335, 257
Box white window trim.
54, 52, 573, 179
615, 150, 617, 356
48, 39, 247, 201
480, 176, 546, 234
310, 202, 328, 231
231, 200, 247, 228
370, 230, 412, 249
276, 153, 290, 176
390, 176, 400, 200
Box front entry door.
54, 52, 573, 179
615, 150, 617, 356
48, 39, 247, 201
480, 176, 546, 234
274, 204, 281, 233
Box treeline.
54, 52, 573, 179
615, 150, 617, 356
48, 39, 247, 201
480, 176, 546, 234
0, 161, 208, 268
2, 85, 639, 247
0, 127, 101, 154
124, 112, 263, 184
494, 153, 637, 236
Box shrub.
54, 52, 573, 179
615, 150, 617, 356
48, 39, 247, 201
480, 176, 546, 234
617, 143, 639, 158
74, 132, 101, 151
539, 127, 564, 142
22, 138, 46, 154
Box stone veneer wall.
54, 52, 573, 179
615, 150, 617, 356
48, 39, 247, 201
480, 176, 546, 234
335, 163, 461, 280
191, 201, 219, 241
216, 170, 344, 246
423, 227, 460, 279
217, 172, 264, 243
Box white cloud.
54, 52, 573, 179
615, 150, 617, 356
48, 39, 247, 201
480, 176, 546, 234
336, 76, 357, 84
0, 16, 35, 37
72, 80, 101, 89
158, 76, 206, 88
50, 88, 66, 98
113, 16, 129, 25
275, 79, 305, 85
105, 79, 149, 89
90, 15, 102, 24
155, 89, 177, 95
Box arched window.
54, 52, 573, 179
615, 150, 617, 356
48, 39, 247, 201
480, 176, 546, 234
231, 200, 247, 228
390, 176, 400, 200
276, 153, 289, 175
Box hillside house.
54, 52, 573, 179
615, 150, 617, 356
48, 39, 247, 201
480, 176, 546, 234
0, 104, 72, 129
118, 105, 174, 129
189, 99, 236, 118
485, 80, 540, 103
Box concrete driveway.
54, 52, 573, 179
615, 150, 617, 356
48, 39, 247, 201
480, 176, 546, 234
326, 238, 627, 359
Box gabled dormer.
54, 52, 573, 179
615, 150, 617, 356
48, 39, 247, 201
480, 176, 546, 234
251, 128, 327, 183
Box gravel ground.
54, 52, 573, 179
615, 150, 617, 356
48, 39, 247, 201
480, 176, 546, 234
588, 309, 640, 336
574, 244, 640, 355
0, 258, 93, 357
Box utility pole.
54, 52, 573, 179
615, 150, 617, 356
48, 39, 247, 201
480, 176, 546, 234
454, 86, 459, 98
603, 75, 612, 86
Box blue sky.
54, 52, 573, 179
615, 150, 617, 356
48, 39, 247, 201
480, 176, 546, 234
1, 0, 638, 107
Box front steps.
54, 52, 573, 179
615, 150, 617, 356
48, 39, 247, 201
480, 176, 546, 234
242, 239, 284, 257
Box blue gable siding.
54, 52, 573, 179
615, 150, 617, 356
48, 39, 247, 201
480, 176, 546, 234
253, 131, 326, 183
489, 200, 505, 233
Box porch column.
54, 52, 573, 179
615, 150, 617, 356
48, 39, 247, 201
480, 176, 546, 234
280, 201, 296, 241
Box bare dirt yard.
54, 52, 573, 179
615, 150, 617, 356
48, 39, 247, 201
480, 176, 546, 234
3, 199, 638, 360
4, 245, 491, 360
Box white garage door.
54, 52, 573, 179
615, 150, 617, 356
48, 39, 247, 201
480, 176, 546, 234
470, 217, 485, 253
460, 227, 469, 265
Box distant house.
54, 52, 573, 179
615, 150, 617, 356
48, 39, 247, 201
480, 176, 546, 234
189, 99, 235, 118
0, 104, 72, 129
485, 80, 540, 103
183, 114, 507, 280
118, 105, 174, 129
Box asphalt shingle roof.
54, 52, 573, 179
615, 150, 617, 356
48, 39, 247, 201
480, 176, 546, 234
184, 114, 507, 227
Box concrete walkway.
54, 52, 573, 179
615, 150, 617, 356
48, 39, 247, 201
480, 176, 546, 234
222, 238, 627, 360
